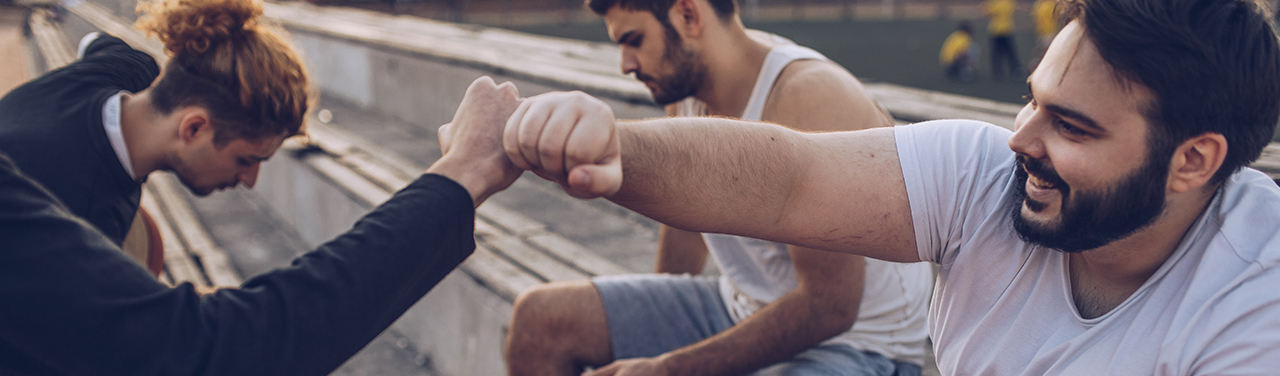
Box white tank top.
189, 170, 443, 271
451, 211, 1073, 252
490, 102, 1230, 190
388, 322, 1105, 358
676, 43, 933, 366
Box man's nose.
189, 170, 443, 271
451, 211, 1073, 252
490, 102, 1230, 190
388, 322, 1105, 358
620, 49, 638, 75
238, 162, 261, 189
1009, 104, 1046, 159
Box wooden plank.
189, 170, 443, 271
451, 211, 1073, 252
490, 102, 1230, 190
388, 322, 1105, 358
522, 232, 631, 277
476, 204, 628, 278
338, 153, 413, 193
65, 2, 166, 64
141, 187, 209, 288
146, 174, 243, 287
307, 122, 426, 180
301, 153, 394, 207
476, 203, 547, 236
259, 2, 1023, 127
262, 2, 649, 103
478, 232, 590, 283
458, 244, 543, 302
303, 122, 361, 156
868, 82, 1023, 116
27, 9, 75, 70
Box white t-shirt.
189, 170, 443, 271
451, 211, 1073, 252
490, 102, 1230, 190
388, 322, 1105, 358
897, 119, 1280, 375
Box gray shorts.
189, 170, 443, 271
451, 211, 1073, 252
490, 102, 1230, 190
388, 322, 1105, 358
593, 274, 922, 376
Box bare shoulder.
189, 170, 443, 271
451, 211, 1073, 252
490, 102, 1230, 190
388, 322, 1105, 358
763, 59, 891, 132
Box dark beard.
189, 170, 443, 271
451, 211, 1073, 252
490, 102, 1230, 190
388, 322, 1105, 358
638, 31, 708, 106
170, 157, 215, 197
1010, 152, 1169, 253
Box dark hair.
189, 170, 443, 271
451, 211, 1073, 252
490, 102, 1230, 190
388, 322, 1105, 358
136, 0, 311, 146
586, 0, 738, 36
1060, 0, 1280, 184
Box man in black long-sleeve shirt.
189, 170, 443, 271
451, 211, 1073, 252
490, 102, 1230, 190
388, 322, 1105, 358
0, 77, 523, 375
0, 34, 159, 245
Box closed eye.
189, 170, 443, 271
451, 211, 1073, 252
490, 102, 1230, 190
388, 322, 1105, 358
617, 31, 642, 48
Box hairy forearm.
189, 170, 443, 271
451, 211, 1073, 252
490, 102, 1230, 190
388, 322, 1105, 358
611, 118, 805, 237
604, 118, 916, 262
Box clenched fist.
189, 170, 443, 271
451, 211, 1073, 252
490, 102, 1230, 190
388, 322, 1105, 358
502, 91, 622, 199
429, 76, 523, 207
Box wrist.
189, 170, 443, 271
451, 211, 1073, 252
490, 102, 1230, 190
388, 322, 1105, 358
425, 156, 492, 208
653, 352, 686, 376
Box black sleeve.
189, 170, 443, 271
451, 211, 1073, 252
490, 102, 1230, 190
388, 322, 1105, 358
81, 33, 128, 59
73, 34, 160, 93
0, 153, 476, 376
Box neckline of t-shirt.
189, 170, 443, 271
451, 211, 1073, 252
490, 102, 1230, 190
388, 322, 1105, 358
1058, 191, 1224, 325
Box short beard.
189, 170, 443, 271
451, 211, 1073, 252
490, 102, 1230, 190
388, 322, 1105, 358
640, 28, 708, 105
1010, 149, 1170, 253
169, 151, 217, 197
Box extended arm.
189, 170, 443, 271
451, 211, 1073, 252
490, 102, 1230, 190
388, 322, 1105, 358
0, 158, 472, 375
504, 92, 918, 262
0, 77, 520, 375
652, 105, 711, 275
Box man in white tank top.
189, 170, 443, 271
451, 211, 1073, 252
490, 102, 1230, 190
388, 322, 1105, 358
504, 1, 932, 375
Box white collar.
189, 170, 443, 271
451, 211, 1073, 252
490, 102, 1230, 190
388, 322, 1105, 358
102, 91, 138, 180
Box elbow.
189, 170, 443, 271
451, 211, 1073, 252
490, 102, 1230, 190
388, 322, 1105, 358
808, 296, 861, 338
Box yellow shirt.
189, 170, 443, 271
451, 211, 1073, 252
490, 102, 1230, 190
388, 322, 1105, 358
1034, 0, 1059, 38
940, 31, 972, 65
985, 0, 1016, 36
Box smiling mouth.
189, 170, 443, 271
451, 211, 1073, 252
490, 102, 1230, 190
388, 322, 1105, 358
1028, 173, 1057, 190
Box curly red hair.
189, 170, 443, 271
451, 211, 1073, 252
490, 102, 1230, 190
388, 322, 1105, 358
136, 0, 311, 144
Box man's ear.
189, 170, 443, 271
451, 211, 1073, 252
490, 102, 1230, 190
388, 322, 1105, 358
1168, 132, 1227, 194
669, 0, 704, 39
176, 108, 211, 145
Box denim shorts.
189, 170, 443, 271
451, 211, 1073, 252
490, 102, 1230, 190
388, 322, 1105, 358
593, 274, 921, 376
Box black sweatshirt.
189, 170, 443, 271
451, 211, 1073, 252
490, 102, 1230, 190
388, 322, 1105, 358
0, 153, 476, 375
0, 34, 159, 245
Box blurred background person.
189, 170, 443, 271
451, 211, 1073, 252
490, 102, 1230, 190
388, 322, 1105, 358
1030, 0, 1059, 69
983, 0, 1023, 79
941, 21, 976, 82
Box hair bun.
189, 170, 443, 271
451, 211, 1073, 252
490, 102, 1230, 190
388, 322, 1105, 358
136, 0, 264, 57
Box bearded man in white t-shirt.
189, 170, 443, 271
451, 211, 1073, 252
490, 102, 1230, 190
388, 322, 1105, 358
471, 0, 1280, 373
502, 0, 934, 375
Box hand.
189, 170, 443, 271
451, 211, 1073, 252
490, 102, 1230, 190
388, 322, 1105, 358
585, 357, 670, 376
428, 76, 522, 207
503, 91, 622, 199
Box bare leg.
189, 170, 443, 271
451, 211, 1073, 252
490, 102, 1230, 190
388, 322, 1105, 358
505, 280, 613, 375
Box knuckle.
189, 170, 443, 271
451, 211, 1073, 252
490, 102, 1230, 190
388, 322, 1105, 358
538, 149, 562, 166
518, 136, 539, 152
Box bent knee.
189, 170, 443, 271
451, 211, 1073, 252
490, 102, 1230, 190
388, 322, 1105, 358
507, 280, 614, 368
510, 280, 602, 333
